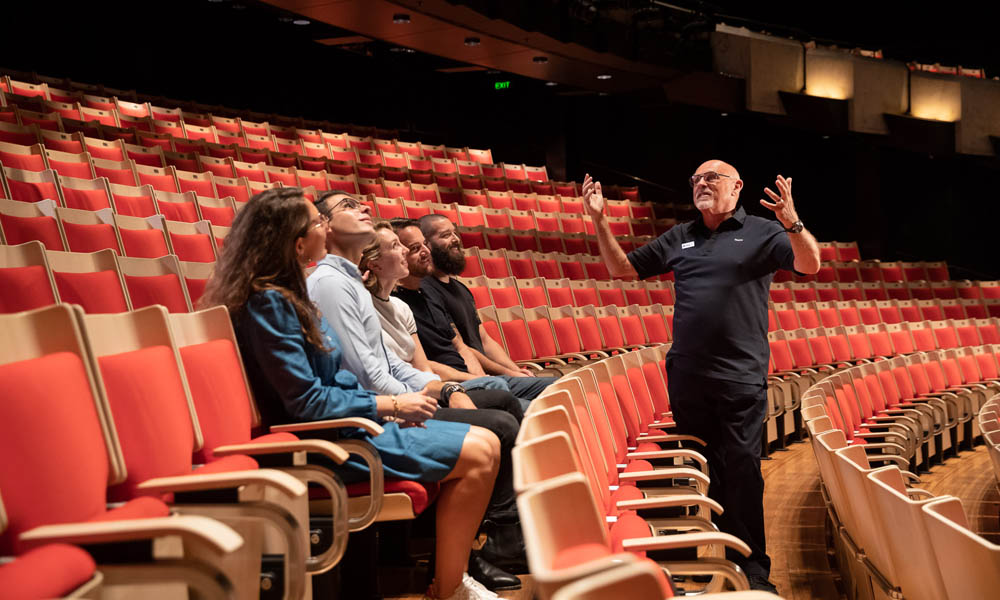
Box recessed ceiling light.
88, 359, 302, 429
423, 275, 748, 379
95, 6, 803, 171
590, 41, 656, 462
464, 37, 481, 46
598, 92, 609, 96
277, 16, 292, 22
720, 112, 728, 117
486, 69, 501, 75
533, 56, 548, 64
389, 46, 416, 54
596, 74, 612, 80
392, 13, 411, 24
545, 81, 558, 87
292, 19, 310, 25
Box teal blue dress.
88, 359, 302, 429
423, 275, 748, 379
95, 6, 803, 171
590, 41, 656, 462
233, 289, 469, 482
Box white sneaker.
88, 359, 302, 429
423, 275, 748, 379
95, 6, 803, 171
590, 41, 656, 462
462, 572, 500, 599
423, 573, 500, 600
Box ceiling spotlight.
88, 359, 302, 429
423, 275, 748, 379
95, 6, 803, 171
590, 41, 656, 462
392, 13, 411, 24
533, 56, 548, 64
598, 92, 609, 96
464, 37, 481, 46
277, 16, 292, 22
596, 74, 612, 80
486, 69, 501, 75
389, 46, 416, 54
292, 19, 310, 25
720, 112, 728, 117
545, 81, 558, 87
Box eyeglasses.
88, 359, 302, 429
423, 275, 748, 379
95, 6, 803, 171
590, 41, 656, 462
688, 171, 732, 188
308, 213, 329, 231
332, 197, 363, 212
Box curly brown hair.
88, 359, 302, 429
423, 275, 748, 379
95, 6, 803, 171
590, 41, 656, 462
199, 187, 329, 350
358, 222, 395, 297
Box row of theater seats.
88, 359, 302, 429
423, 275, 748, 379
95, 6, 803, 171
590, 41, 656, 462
1, 200, 226, 262
455, 272, 1000, 324
770, 327, 1000, 453
0, 138, 645, 220
0, 139, 576, 205
1, 241, 210, 314
0, 147, 647, 223
0, 301, 406, 599
979, 396, 1000, 489
767, 278, 1000, 302
2, 77, 637, 200
800, 348, 1000, 599
508, 344, 782, 598
769, 299, 1000, 330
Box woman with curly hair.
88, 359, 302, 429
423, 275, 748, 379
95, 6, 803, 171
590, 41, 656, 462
201, 187, 502, 600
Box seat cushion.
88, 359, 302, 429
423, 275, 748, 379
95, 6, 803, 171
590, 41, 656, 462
610, 511, 652, 555
92, 496, 171, 522
623, 459, 653, 473
344, 479, 439, 515
0, 544, 96, 599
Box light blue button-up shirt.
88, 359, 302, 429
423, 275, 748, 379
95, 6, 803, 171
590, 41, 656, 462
307, 254, 439, 395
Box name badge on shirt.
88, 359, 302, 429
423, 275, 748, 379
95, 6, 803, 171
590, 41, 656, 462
681, 241, 695, 249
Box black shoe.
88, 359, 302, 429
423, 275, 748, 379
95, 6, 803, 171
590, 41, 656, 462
468, 551, 521, 591
747, 574, 779, 594
478, 519, 528, 574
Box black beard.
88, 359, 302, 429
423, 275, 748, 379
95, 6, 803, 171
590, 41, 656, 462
430, 244, 466, 275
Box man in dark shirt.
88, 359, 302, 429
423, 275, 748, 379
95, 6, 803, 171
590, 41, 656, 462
415, 215, 559, 410
583, 161, 821, 593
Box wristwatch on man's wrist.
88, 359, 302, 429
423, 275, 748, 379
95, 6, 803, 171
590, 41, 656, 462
784, 220, 804, 234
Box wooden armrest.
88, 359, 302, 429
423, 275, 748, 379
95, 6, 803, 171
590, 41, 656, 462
636, 433, 707, 447
618, 466, 710, 488
20, 516, 242, 554
515, 361, 546, 370
906, 488, 934, 500
212, 439, 350, 464
622, 531, 752, 557
270, 417, 385, 436
625, 449, 707, 466
616, 494, 723, 515
137, 469, 306, 498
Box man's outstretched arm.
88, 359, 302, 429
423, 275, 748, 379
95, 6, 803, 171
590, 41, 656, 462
760, 175, 821, 274
583, 173, 638, 279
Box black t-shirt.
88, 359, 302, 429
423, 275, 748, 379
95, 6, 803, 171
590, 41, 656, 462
392, 286, 469, 372
421, 277, 485, 353
627, 206, 796, 384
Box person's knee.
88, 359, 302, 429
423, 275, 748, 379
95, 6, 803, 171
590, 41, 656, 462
466, 426, 501, 472
490, 412, 520, 448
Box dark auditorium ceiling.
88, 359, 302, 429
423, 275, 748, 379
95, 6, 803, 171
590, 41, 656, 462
260, 0, 1000, 92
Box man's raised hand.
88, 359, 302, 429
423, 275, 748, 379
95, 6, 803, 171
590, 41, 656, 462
582, 173, 605, 219
760, 174, 799, 229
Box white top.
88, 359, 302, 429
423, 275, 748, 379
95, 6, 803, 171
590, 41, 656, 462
373, 294, 418, 363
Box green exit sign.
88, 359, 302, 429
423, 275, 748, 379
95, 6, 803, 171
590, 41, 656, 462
494, 81, 511, 90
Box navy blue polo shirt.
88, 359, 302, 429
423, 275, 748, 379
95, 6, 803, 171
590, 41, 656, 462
627, 206, 796, 384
